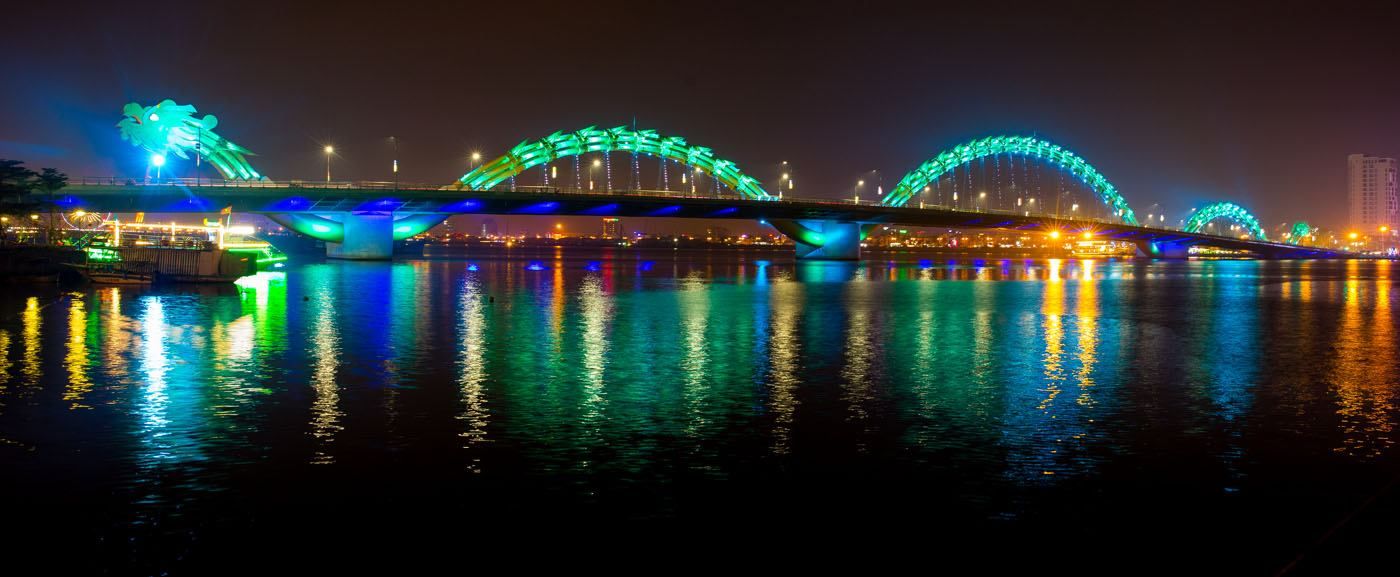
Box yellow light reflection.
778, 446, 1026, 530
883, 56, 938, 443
1332, 265, 1397, 458
63, 297, 92, 409
309, 288, 343, 464
679, 272, 710, 438
458, 275, 490, 470
578, 272, 611, 441
22, 297, 40, 388
1075, 260, 1099, 409
767, 279, 801, 455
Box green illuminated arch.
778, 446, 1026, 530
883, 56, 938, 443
882, 135, 1138, 225
1286, 221, 1314, 245
455, 126, 772, 200
1183, 202, 1267, 240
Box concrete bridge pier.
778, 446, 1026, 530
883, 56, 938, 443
769, 219, 870, 260
1133, 240, 1192, 259
326, 212, 395, 260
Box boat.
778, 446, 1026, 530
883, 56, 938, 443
73, 220, 285, 283
65, 260, 156, 284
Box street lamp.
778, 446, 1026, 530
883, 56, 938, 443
151, 153, 166, 180
390, 136, 399, 190
590, 158, 601, 191
855, 179, 865, 204
324, 145, 334, 183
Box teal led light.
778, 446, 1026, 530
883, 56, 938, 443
1286, 221, 1314, 245
118, 99, 266, 181
455, 126, 772, 200
1183, 201, 1268, 240
883, 135, 1138, 225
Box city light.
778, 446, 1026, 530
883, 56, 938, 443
150, 153, 166, 167
1049, 230, 1061, 239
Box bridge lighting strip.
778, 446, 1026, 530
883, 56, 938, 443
455, 126, 773, 200
1183, 201, 1268, 240
882, 135, 1138, 226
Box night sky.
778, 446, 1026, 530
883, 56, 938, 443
2, 0, 1398, 232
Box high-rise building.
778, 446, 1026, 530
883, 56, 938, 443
480, 218, 499, 238
602, 217, 621, 239
1348, 154, 1398, 234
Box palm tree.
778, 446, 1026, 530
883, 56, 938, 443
33, 168, 68, 244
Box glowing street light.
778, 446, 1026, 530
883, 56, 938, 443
324, 145, 334, 183
150, 153, 166, 179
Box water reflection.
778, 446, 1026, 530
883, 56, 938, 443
308, 277, 343, 465
765, 278, 802, 455
679, 272, 710, 438
64, 295, 92, 409
2, 255, 1400, 561
22, 297, 40, 389
1330, 261, 1397, 458
458, 271, 490, 464
577, 272, 611, 441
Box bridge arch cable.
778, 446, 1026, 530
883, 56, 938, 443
1182, 201, 1268, 241
454, 126, 773, 200
881, 135, 1139, 226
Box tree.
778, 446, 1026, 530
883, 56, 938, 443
32, 168, 68, 245
0, 159, 37, 198
34, 167, 67, 195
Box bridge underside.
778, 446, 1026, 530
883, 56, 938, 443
58, 185, 1347, 261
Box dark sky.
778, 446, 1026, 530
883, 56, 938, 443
2, 0, 1397, 231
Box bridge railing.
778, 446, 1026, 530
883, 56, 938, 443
64, 177, 1230, 236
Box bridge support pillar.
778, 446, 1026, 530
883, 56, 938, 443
327, 212, 394, 260
1134, 240, 1192, 259
770, 219, 865, 260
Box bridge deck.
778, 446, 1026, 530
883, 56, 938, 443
58, 180, 1339, 257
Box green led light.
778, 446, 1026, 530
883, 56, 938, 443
883, 135, 1138, 226
1183, 201, 1268, 240
456, 126, 772, 200
1286, 221, 1314, 245
118, 99, 267, 181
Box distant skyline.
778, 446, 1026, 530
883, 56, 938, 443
3, 0, 1399, 230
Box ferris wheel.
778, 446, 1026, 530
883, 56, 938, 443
61, 209, 114, 230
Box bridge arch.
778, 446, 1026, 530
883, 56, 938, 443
1183, 202, 1267, 240
455, 126, 772, 200
882, 135, 1138, 225
1286, 221, 1315, 245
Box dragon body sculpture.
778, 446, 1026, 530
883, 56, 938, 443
118, 99, 266, 180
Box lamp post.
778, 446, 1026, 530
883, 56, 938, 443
855, 179, 865, 204
390, 136, 399, 191
324, 146, 334, 183
590, 159, 600, 191
471, 151, 481, 172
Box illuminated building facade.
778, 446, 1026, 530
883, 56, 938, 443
602, 217, 621, 239
1348, 154, 1398, 234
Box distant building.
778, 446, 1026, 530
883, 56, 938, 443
480, 218, 499, 237
602, 217, 621, 239
706, 226, 730, 241
1348, 154, 1398, 234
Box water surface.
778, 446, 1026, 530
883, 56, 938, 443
2, 251, 1398, 572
